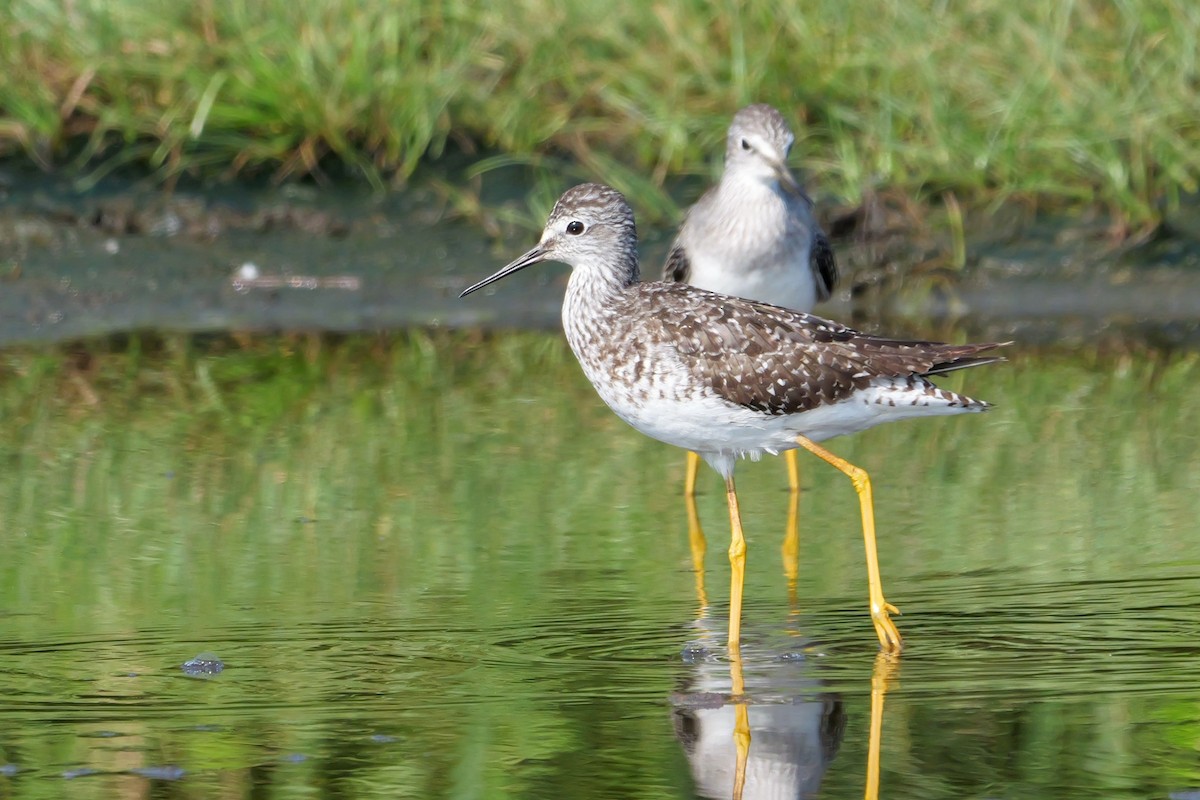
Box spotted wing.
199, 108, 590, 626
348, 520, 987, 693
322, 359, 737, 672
662, 241, 691, 283
809, 229, 838, 302
640, 283, 1004, 416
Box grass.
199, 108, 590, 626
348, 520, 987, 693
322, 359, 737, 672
1, 0, 1199, 232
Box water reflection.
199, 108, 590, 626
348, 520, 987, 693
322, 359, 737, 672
677, 478, 900, 800
671, 612, 899, 800
3, 342, 1200, 798
679, 473, 894, 799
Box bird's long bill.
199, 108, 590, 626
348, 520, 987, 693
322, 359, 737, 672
459, 244, 548, 298
771, 161, 804, 198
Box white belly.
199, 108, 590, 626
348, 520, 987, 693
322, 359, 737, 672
679, 179, 820, 311
594, 376, 983, 478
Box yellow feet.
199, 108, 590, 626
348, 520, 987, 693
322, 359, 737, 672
871, 601, 903, 654
794, 435, 904, 653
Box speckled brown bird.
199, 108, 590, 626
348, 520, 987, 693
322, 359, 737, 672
461, 183, 1006, 653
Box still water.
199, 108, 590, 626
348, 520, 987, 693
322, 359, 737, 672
0, 334, 1198, 799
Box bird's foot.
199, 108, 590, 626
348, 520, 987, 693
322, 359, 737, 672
872, 601, 903, 654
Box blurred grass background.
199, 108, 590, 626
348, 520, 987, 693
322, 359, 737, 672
1, 0, 1198, 231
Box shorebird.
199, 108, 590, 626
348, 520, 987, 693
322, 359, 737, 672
664, 104, 838, 500
461, 183, 1005, 652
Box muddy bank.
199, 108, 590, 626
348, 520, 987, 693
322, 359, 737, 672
2, 164, 1198, 348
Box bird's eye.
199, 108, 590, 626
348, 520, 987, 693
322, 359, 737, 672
566, 220, 585, 235
740, 138, 751, 151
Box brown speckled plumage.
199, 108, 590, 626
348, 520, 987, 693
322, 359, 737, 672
569, 278, 1000, 419
463, 182, 1006, 476
644, 283, 997, 414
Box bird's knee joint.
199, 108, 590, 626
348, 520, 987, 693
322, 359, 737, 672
848, 468, 871, 492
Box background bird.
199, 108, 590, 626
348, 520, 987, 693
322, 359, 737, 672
664, 104, 838, 515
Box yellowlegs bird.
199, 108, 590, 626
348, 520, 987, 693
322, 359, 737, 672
461, 183, 1005, 652
665, 104, 838, 500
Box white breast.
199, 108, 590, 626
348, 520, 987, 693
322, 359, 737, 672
679, 177, 819, 311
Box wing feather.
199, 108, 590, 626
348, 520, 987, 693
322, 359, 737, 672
809, 230, 838, 302
637, 283, 1005, 415
662, 242, 691, 283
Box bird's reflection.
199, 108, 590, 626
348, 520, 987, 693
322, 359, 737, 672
671, 626, 843, 800
679, 469, 897, 799
673, 632, 897, 800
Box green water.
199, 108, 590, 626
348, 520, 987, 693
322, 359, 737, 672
1, 334, 1198, 799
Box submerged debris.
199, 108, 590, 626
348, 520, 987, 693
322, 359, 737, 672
181, 652, 225, 676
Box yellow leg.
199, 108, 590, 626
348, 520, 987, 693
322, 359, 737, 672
684, 450, 702, 498
794, 436, 903, 652
683, 452, 709, 612
781, 455, 801, 612
686, 491, 709, 613
724, 475, 747, 651
730, 638, 750, 800
785, 448, 800, 492
864, 653, 900, 800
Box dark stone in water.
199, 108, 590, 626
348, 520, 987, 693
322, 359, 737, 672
181, 652, 224, 676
